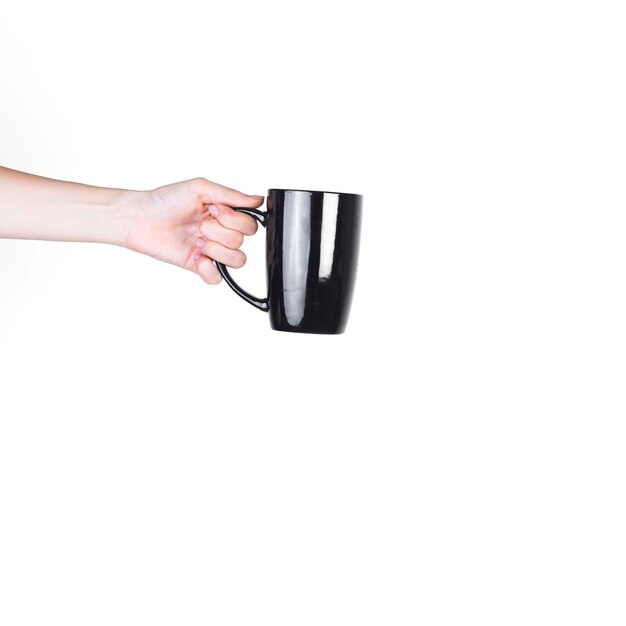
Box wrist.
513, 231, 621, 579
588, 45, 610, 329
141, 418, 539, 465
104, 188, 144, 248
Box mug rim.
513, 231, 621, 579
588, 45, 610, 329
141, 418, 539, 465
268, 188, 362, 199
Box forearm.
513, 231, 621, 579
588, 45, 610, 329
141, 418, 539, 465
0, 166, 137, 246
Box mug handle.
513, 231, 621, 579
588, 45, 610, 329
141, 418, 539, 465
214, 207, 269, 312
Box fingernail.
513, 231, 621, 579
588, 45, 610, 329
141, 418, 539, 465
252, 195, 264, 200
208, 205, 220, 217
195, 238, 205, 249
193, 253, 202, 262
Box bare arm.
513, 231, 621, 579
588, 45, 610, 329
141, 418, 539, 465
0, 166, 135, 245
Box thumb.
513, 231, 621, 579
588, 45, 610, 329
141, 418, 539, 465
196, 178, 264, 208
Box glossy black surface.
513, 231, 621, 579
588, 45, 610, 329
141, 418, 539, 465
215, 189, 362, 334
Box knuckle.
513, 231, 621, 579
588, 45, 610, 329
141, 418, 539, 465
192, 177, 211, 197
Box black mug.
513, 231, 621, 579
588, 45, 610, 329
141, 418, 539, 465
215, 189, 362, 334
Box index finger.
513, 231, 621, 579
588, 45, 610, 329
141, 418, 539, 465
208, 204, 260, 236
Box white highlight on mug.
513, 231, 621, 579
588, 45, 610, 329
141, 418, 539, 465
319, 193, 339, 280
283, 192, 311, 326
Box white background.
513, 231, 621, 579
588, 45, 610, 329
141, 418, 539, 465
1, 1, 625, 624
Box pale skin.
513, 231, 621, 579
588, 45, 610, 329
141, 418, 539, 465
0, 166, 263, 284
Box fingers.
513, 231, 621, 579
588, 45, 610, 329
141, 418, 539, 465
193, 177, 264, 210
198, 218, 244, 249
195, 238, 246, 269
207, 204, 259, 236
186, 177, 260, 287
192, 238, 245, 286
193, 253, 222, 285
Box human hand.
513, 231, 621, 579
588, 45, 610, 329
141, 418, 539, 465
124, 177, 263, 284
0, 168, 261, 285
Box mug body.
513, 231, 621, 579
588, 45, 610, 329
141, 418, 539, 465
265, 189, 362, 334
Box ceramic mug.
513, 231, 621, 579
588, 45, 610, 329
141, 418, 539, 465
215, 188, 362, 334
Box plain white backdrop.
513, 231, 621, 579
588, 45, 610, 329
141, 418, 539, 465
1, 1, 625, 624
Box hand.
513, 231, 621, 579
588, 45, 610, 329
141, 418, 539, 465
125, 177, 263, 285
0, 167, 261, 285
